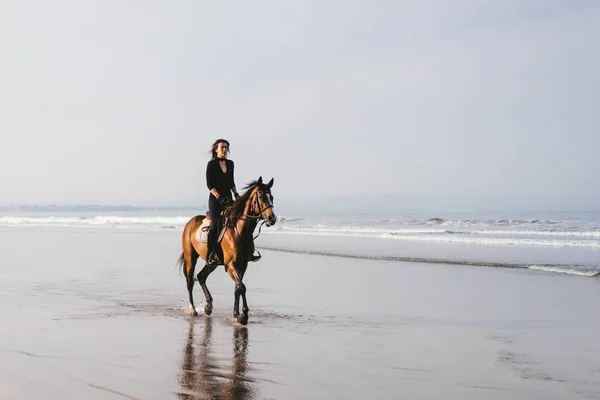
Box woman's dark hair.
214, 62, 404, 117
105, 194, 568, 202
209, 139, 230, 159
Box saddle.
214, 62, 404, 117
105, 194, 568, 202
197, 211, 262, 263
198, 211, 226, 243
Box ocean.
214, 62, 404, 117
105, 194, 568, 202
1, 198, 598, 278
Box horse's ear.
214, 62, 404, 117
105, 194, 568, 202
257, 176, 263, 185
267, 178, 274, 188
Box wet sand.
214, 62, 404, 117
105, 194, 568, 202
1, 228, 599, 399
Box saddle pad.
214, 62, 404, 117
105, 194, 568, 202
195, 218, 211, 243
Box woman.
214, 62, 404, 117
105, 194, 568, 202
205, 139, 239, 266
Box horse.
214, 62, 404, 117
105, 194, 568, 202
177, 177, 276, 325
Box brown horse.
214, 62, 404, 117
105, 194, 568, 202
177, 177, 276, 325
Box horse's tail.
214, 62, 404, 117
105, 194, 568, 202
176, 250, 186, 277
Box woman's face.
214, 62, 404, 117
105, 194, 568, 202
216, 142, 229, 159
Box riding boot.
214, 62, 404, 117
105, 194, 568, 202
206, 228, 219, 267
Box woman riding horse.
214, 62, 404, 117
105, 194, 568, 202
205, 138, 260, 265
205, 139, 238, 267
179, 177, 276, 325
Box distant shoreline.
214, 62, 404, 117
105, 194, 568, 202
0, 204, 203, 212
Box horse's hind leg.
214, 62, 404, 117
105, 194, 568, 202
197, 263, 218, 316
185, 250, 199, 316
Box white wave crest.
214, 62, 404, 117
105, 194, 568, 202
380, 233, 600, 248
0, 215, 191, 229
271, 226, 448, 235
471, 229, 600, 238
265, 225, 600, 248
422, 218, 560, 226
527, 265, 600, 277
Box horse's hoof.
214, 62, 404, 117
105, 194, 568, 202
233, 311, 239, 319
189, 305, 198, 316
204, 303, 213, 316
238, 313, 248, 325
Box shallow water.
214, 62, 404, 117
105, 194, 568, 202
1, 228, 599, 399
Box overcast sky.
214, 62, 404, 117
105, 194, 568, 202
1, 0, 598, 205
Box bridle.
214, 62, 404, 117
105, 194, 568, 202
225, 188, 274, 239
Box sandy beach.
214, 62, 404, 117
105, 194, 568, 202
1, 227, 599, 399
2, 0, 599, 398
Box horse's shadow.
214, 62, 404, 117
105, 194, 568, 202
178, 317, 254, 399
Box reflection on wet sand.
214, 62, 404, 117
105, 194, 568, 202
178, 318, 255, 399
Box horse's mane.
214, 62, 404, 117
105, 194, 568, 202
224, 180, 262, 221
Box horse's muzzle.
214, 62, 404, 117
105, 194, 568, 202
266, 213, 277, 227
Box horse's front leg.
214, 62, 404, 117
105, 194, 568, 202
233, 283, 241, 319
228, 263, 249, 325
236, 282, 249, 325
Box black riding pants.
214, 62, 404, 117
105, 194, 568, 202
207, 194, 232, 251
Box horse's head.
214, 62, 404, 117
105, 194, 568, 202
249, 176, 277, 226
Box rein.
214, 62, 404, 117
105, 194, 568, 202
223, 192, 273, 240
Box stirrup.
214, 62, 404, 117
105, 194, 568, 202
249, 250, 261, 262
206, 252, 219, 266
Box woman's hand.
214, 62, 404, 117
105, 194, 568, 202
218, 196, 232, 207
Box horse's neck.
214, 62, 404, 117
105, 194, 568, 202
234, 197, 258, 237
